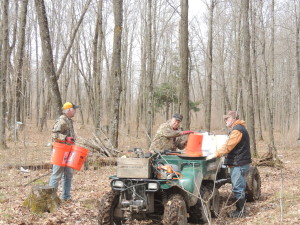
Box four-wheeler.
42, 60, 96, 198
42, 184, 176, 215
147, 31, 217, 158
97, 150, 261, 224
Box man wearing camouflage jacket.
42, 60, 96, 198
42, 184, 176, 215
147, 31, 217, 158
49, 102, 79, 201
149, 113, 193, 153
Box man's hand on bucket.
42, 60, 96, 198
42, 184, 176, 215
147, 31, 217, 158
206, 153, 217, 161
182, 130, 193, 135
66, 137, 75, 144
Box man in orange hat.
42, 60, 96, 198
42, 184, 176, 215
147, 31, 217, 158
206, 111, 251, 218
49, 102, 79, 201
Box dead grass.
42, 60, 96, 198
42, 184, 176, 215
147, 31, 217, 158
0, 120, 299, 224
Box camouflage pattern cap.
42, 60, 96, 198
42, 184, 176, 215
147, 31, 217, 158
173, 113, 183, 121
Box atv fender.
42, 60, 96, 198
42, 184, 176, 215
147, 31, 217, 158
178, 166, 203, 207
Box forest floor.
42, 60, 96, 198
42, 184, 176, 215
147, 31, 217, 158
0, 120, 300, 224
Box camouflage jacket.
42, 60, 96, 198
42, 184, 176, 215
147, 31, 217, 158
52, 114, 75, 142
149, 120, 187, 152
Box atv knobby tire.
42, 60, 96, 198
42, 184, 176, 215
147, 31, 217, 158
188, 186, 212, 224
246, 166, 261, 202
163, 194, 187, 225
98, 190, 121, 225
210, 186, 220, 217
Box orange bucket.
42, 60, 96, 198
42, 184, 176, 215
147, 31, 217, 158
66, 145, 89, 171
50, 142, 72, 167
185, 133, 203, 156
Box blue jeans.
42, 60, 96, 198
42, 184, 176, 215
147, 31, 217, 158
49, 165, 74, 200
230, 164, 250, 200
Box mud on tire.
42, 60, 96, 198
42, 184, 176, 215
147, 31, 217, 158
98, 190, 121, 225
163, 194, 187, 225
188, 186, 212, 224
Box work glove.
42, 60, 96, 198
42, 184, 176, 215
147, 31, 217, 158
182, 130, 193, 135
66, 137, 75, 144
206, 153, 217, 161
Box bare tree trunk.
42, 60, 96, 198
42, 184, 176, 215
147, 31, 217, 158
297, 2, 300, 141
233, 9, 242, 109
250, 0, 263, 141
145, 0, 154, 147
35, 23, 40, 127
109, 0, 123, 148
15, 0, 29, 124
136, 4, 147, 138
257, 0, 282, 167
242, 0, 257, 156
93, 0, 103, 136
179, 0, 190, 129
266, 0, 276, 156
34, 0, 62, 117
0, 0, 9, 148
204, 0, 215, 132
218, 21, 231, 112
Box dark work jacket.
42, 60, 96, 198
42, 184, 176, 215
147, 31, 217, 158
224, 124, 252, 166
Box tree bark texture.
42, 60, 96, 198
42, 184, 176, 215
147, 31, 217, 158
109, 0, 123, 148
145, 0, 154, 146
93, 0, 103, 136
250, 0, 263, 141
204, 0, 214, 132
297, 2, 300, 140
34, 0, 62, 117
242, 0, 257, 156
0, 0, 9, 148
15, 0, 29, 123
179, 0, 190, 129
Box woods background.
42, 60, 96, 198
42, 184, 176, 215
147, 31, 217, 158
0, 0, 299, 156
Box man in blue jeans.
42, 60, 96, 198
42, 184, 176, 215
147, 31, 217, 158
49, 102, 79, 201
206, 111, 251, 218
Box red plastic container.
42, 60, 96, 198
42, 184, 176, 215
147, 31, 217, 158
50, 142, 72, 167
185, 133, 203, 156
66, 145, 89, 171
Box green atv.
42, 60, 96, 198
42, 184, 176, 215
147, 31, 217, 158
97, 149, 261, 224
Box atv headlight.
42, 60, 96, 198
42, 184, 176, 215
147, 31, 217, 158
112, 180, 124, 188
148, 182, 158, 190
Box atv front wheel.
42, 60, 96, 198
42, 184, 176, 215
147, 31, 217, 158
163, 194, 188, 225
98, 190, 122, 225
188, 186, 212, 224
246, 166, 261, 202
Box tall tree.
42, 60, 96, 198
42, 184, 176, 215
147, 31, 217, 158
179, 0, 190, 129
297, 1, 300, 142
266, 0, 277, 157
0, 0, 9, 148
242, 0, 257, 156
233, 3, 242, 110
109, 0, 123, 148
145, 0, 154, 147
250, 0, 263, 141
34, 0, 62, 117
204, 0, 215, 132
15, 0, 29, 123
93, 0, 103, 136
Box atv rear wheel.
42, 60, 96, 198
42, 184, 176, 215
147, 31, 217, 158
163, 194, 187, 225
246, 166, 261, 202
210, 187, 220, 217
188, 186, 212, 224
98, 190, 122, 225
